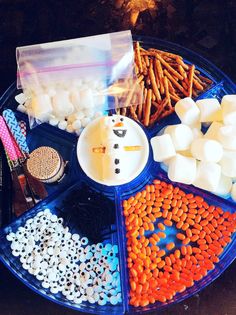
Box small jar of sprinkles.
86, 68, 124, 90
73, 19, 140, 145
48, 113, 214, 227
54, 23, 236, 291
26, 146, 65, 183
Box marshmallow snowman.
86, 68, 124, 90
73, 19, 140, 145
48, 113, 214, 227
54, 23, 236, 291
93, 115, 142, 182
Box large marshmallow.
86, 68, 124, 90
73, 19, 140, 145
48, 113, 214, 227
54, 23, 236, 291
231, 183, 236, 201
193, 161, 221, 192
204, 122, 223, 140
196, 98, 222, 122
164, 124, 194, 151
168, 154, 197, 185
221, 95, 236, 125
151, 134, 176, 162
219, 150, 236, 177
191, 138, 223, 163
175, 97, 200, 125
31, 93, 53, 122
214, 173, 232, 196
218, 125, 236, 150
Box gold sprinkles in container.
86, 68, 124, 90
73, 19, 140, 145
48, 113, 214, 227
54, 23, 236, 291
26, 146, 65, 183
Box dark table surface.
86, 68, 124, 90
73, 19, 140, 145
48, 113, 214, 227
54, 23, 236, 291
0, 1, 236, 315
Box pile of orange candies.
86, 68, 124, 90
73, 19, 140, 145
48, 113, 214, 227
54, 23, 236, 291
122, 179, 236, 307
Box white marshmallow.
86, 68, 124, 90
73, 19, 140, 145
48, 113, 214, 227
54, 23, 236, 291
17, 104, 27, 113
31, 93, 53, 122
168, 154, 197, 185
196, 98, 222, 122
218, 125, 236, 150
15, 93, 27, 104
164, 124, 193, 151
221, 95, 236, 125
192, 127, 203, 139
175, 97, 200, 125
204, 122, 223, 140
84, 108, 94, 118
193, 161, 221, 192
191, 138, 223, 163
72, 119, 82, 130
151, 134, 176, 162
214, 173, 232, 196
219, 150, 236, 177
66, 124, 74, 133
80, 89, 94, 109
49, 117, 59, 126
58, 120, 67, 130
81, 117, 91, 128
70, 89, 81, 110
52, 91, 74, 118
231, 183, 236, 201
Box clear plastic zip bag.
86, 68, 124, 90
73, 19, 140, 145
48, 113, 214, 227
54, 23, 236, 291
16, 31, 142, 134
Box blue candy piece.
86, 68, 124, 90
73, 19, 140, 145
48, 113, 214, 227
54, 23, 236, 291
112, 245, 118, 254
105, 243, 112, 251
101, 248, 108, 256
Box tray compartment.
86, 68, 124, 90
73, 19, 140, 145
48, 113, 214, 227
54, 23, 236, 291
116, 171, 236, 314
0, 180, 125, 314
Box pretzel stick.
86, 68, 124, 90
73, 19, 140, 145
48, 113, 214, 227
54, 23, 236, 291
176, 58, 189, 70
144, 55, 150, 67
144, 89, 152, 126
148, 48, 181, 60
135, 42, 143, 74
163, 76, 171, 107
137, 75, 144, 83
138, 81, 144, 120
188, 65, 195, 97
142, 87, 148, 119
130, 105, 139, 121
155, 59, 164, 94
193, 78, 204, 91
149, 60, 161, 102
170, 94, 181, 102
163, 69, 189, 96
121, 107, 127, 116
178, 65, 187, 79
153, 52, 184, 81
149, 98, 168, 125
198, 75, 213, 84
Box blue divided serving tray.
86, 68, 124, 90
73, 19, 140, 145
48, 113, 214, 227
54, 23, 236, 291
0, 36, 236, 315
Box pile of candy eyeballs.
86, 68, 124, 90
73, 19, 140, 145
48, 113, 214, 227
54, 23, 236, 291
6, 208, 121, 306
151, 95, 236, 200
15, 79, 105, 135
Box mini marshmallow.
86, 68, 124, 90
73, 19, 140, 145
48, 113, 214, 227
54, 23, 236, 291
58, 120, 67, 130
168, 154, 197, 185
231, 183, 236, 201
151, 134, 176, 162
15, 93, 27, 104
214, 173, 232, 196
218, 125, 236, 150
17, 104, 27, 113
49, 117, 59, 126
175, 97, 200, 125
31, 94, 53, 122
196, 98, 222, 122
204, 122, 223, 140
70, 89, 81, 110
81, 117, 91, 128
66, 124, 74, 133
164, 124, 193, 151
72, 120, 82, 130
80, 89, 94, 109
192, 127, 203, 139
191, 138, 223, 163
219, 150, 236, 177
193, 161, 221, 192
52, 91, 74, 118
221, 95, 236, 125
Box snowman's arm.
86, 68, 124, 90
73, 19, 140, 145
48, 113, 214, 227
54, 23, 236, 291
92, 145, 142, 153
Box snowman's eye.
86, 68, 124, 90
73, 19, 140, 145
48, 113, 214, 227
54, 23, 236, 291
112, 119, 115, 123
120, 118, 124, 122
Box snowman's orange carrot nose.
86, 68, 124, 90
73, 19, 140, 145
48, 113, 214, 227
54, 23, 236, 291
114, 122, 124, 127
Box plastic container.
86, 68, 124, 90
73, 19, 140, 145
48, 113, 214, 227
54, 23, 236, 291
0, 37, 235, 315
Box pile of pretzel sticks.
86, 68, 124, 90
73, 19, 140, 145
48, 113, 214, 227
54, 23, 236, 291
117, 41, 213, 127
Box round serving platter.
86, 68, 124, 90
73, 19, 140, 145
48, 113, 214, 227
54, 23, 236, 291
0, 36, 235, 315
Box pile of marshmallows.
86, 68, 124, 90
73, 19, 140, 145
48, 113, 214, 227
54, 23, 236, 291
16, 79, 105, 135
151, 95, 236, 200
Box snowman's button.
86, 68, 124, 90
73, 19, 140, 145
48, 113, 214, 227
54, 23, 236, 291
113, 144, 119, 149
115, 168, 120, 174
114, 159, 120, 165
